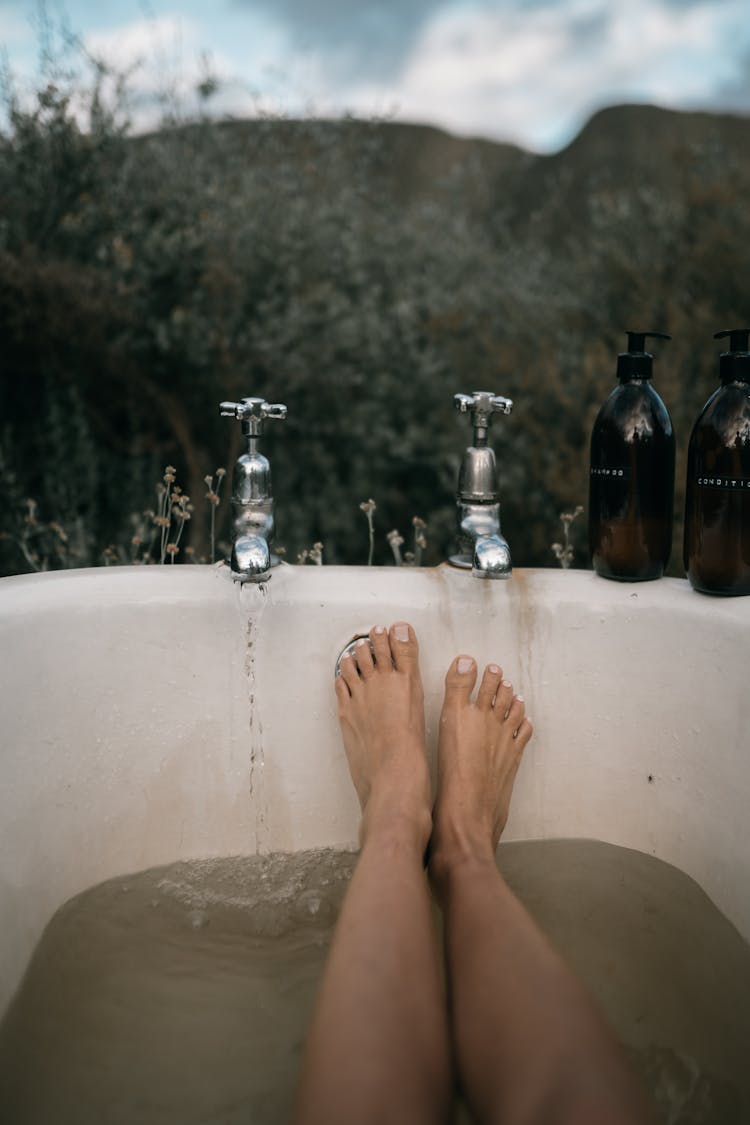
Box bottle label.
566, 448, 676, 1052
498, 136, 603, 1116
590, 467, 631, 480
696, 475, 750, 491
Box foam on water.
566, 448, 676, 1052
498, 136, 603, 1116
0, 841, 748, 1124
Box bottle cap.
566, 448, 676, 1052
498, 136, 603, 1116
715, 328, 750, 383
617, 331, 671, 380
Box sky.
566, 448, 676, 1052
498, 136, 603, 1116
1, 0, 749, 152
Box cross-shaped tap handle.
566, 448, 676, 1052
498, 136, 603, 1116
454, 391, 513, 444
220, 397, 287, 436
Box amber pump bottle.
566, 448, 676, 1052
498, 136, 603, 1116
589, 331, 675, 581
684, 328, 750, 596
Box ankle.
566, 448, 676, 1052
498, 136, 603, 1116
428, 827, 497, 889
360, 799, 432, 855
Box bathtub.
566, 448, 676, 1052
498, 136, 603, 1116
1, 564, 749, 1091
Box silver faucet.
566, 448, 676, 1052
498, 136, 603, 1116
449, 391, 514, 579
219, 396, 287, 582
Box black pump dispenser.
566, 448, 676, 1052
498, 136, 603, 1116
589, 330, 675, 581
716, 327, 750, 383
684, 328, 750, 595
616, 330, 671, 381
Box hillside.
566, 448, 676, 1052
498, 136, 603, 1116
177, 103, 750, 230
508, 103, 750, 235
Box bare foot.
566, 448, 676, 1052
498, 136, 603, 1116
335, 622, 432, 851
431, 655, 533, 875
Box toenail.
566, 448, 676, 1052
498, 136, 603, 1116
488, 664, 501, 674
393, 623, 410, 642
515, 694, 524, 702
457, 657, 474, 674
374, 625, 386, 635
503, 680, 512, 688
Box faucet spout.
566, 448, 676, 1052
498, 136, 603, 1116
231, 535, 272, 583
450, 502, 513, 578
472, 534, 512, 579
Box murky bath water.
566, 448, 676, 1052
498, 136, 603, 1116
0, 840, 748, 1125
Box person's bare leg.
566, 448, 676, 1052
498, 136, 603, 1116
292, 622, 452, 1125
431, 655, 655, 1125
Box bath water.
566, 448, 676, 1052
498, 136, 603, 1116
0, 840, 748, 1125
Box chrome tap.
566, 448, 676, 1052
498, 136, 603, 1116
219, 396, 287, 582
449, 391, 514, 579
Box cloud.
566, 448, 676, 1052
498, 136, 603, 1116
324, 0, 750, 149
0, 4, 34, 50
232, 0, 450, 82
710, 40, 750, 113
79, 15, 201, 125
85, 13, 194, 67
80, 11, 290, 126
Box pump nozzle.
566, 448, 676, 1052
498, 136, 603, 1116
625, 330, 671, 353
714, 328, 750, 382
714, 328, 750, 353
617, 330, 671, 380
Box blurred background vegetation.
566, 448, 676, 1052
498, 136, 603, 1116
1, 27, 749, 575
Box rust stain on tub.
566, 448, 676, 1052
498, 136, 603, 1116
510, 569, 539, 691
432, 564, 468, 656
513, 570, 537, 643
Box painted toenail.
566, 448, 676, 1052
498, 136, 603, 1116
488, 664, 501, 674
393, 623, 410, 642
515, 694, 524, 702
503, 680, 512, 688
457, 657, 474, 674
374, 625, 386, 635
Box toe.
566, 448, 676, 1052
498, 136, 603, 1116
476, 663, 503, 711
514, 717, 534, 748
354, 637, 375, 679
335, 674, 351, 705
389, 621, 419, 673
370, 624, 392, 671
444, 654, 478, 701
506, 694, 526, 733
494, 679, 515, 720
338, 652, 361, 694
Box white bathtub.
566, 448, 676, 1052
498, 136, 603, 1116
1, 563, 748, 1033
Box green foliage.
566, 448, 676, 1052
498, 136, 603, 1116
1, 39, 749, 577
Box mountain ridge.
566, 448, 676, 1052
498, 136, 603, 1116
170, 101, 750, 232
